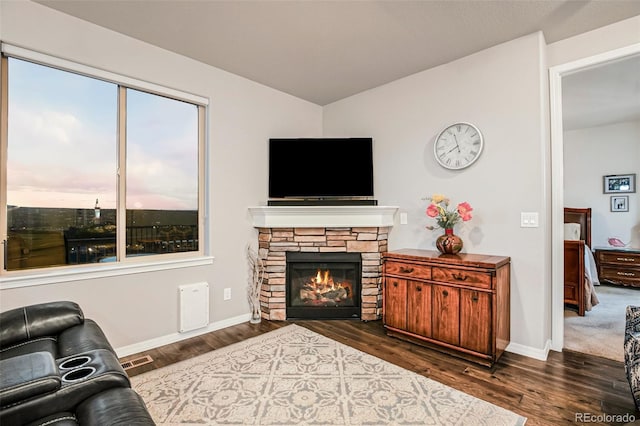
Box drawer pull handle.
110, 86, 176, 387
416, 286, 422, 292
617, 271, 635, 277
442, 290, 449, 297
393, 282, 398, 287
472, 293, 479, 302
400, 266, 415, 273
616, 257, 636, 262
452, 273, 468, 281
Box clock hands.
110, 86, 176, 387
453, 134, 461, 153
444, 134, 464, 155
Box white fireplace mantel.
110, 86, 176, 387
248, 205, 399, 228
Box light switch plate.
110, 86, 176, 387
400, 212, 408, 225
520, 212, 539, 228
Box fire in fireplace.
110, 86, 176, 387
286, 252, 361, 319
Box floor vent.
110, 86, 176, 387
121, 355, 153, 371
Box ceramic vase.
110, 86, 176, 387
436, 228, 463, 254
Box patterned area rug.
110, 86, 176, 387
131, 324, 527, 425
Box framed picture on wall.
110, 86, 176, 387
610, 195, 629, 212
603, 174, 636, 193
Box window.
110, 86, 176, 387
125, 89, 199, 259
1, 49, 206, 273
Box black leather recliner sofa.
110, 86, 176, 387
0, 301, 155, 425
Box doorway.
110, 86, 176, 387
550, 44, 640, 354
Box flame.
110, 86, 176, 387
313, 269, 339, 288
299, 268, 353, 305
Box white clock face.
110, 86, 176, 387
433, 122, 483, 170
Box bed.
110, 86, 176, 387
564, 207, 600, 316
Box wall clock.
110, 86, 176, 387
433, 122, 484, 170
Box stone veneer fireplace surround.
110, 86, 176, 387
248, 206, 398, 321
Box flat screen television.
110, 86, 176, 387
268, 137, 374, 199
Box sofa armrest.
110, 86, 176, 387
58, 319, 116, 357
0, 351, 61, 408
0, 302, 84, 348
624, 306, 640, 410
626, 305, 640, 337
76, 388, 156, 425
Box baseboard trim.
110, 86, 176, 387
115, 313, 251, 358
506, 339, 551, 361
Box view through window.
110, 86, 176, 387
3, 57, 202, 272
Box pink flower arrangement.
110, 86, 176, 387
424, 194, 473, 230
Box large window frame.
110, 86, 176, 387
0, 44, 210, 285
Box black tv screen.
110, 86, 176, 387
269, 138, 374, 199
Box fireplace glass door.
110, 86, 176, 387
286, 252, 361, 319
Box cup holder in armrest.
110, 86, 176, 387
59, 355, 92, 370
61, 366, 96, 382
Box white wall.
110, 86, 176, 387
0, 0, 322, 353
564, 120, 640, 247
323, 33, 551, 356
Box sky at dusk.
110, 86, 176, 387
7, 58, 198, 211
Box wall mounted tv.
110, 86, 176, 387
268, 137, 374, 200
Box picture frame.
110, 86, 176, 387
603, 174, 636, 193
610, 195, 629, 212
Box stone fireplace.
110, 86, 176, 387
249, 205, 397, 321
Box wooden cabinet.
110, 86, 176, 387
594, 247, 640, 288
383, 249, 510, 367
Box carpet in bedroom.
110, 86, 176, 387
564, 284, 638, 362
131, 324, 527, 425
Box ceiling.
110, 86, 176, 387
562, 54, 640, 130
37, 0, 640, 107
34, 0, 640, 131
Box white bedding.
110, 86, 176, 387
585, 246, 600, 286
584, 245, 600, 310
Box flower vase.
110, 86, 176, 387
436, 228, 463, 254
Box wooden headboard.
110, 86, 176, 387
564, 207, 592, 248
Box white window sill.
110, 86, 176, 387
0, 256, 214, 289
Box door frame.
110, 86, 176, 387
549, 42, 640, 352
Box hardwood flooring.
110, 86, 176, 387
120, 319, 639, 426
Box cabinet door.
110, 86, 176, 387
384, 277, 407, 329
432, 284, 460, 345
407, 280, 431, 337
460, 289, 491, 354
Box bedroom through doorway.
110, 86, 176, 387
557, 50, 640, 361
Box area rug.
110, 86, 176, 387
131, 324, 526, 425
564, 285, 637, 362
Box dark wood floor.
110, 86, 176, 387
121, 319, 639, 426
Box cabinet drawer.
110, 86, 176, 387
385, 261, 431, 280
598, 251, 640, 267
432, 267, 492, 289
600, 266, 640, 285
